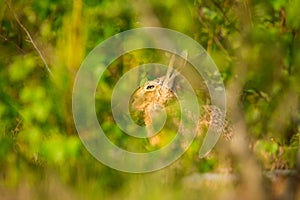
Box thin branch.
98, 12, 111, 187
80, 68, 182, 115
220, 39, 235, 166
211, 0, 230, 23
197, 9, 232, 62
5, 1, 53, 77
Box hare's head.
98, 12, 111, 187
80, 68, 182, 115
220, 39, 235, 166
130, 79, 170, 111
130, 51, 188, 112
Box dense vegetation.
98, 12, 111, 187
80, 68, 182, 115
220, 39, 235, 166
0, 0, 299, 199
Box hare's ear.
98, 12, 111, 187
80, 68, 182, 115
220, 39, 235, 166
178, 50, 188, 72
181, 50, 188, 60
169, 50, 188, 78
165, 50, 187, 79
162, 54, 176, 87
162, 50, 188, 88
166, 54, 176, 78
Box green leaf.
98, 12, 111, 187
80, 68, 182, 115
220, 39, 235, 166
8, 55, 36, 82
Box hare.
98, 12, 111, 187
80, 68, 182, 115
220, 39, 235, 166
130, 51, 232, 146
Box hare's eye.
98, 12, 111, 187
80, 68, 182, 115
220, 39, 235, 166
146, 85, 155, 90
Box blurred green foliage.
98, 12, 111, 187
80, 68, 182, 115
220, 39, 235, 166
0, 0, 299, 199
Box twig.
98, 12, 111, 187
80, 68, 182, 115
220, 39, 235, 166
197, 9, 232, 62
5, 1, 53, 77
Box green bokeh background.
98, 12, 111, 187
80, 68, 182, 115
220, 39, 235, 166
0, 0, 299, 199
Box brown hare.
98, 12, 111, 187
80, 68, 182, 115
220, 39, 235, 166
130, 51, 232, 146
